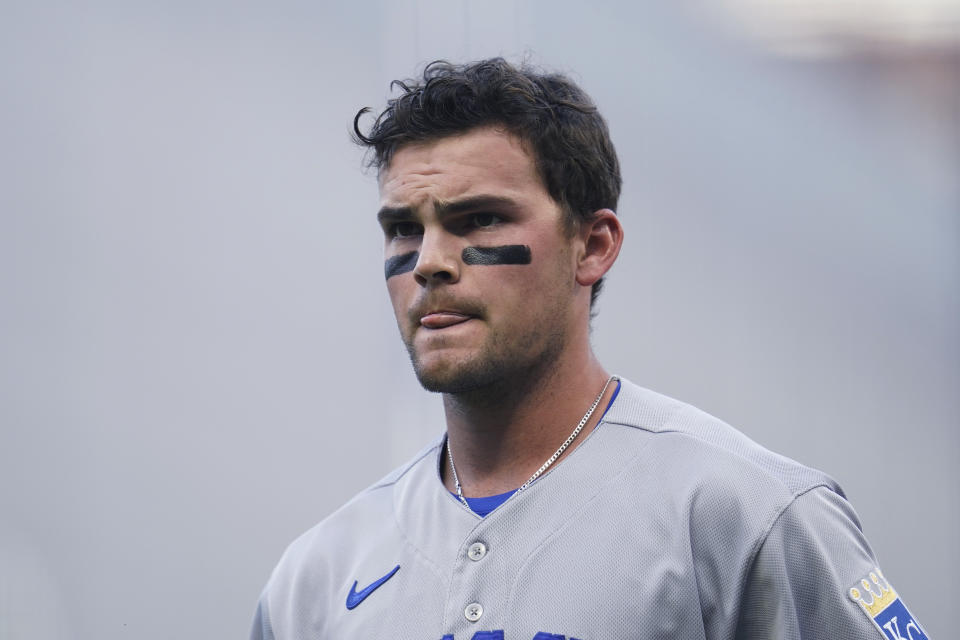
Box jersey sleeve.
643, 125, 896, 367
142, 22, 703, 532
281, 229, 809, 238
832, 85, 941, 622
734, 485, 888, 639
249, 591, 276, 640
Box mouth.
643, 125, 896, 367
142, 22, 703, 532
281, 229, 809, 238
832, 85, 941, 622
419, 311, 474, 329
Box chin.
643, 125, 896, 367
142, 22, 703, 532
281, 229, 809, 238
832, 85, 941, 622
412, 363, 499, 394
404, 325, 567, 395
409, 352, 505, 394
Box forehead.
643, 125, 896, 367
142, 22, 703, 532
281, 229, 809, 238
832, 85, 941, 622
378, 127, 547, 209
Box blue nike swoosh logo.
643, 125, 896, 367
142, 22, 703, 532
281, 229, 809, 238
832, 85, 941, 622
345, 564, 400, 610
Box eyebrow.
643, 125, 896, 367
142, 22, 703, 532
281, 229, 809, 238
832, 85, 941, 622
376, 195, 520, 225
436, 195, 520, 217
376, 205, 414, 225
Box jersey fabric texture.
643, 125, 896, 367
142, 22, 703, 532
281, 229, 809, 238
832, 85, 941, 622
251, 378, 888, 640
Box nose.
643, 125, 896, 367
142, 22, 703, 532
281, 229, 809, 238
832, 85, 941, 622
413, 230, 460, 286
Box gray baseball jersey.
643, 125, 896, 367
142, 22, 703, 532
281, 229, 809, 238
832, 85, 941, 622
251, 378, 928, 640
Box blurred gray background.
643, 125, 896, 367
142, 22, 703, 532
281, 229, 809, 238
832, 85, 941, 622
1, 1, 956, 638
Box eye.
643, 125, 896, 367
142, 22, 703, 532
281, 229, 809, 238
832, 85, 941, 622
388, 221, 423, 239
470, 213, 502, 229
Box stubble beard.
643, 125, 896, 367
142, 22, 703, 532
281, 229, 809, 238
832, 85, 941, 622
404, 322, 567, 399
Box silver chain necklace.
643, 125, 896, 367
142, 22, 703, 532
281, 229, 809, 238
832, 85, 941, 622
447, 375, 619, 508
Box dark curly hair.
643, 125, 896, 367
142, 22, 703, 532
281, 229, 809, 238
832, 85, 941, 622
353, 58, 622, 308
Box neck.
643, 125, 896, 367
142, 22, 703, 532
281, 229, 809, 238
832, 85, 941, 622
441, 348, 614, 497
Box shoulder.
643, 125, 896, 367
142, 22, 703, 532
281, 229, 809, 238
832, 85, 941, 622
736, 485, 903, 638
601, 380, 889, 637
599, 378, 852, 570
253, 437, 446, 638
283, 436, 442, 554
606, 378, 841, 502
264, 436, 442, 591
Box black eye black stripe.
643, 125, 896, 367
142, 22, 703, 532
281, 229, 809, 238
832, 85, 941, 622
461, 245, 531, 265
384, 245, 532, 280
384, 251, 418, 280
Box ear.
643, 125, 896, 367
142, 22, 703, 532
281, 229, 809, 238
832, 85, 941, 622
575, 209, 624, 287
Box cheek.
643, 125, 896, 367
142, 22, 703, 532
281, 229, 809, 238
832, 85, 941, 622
516, 250, 578, 305
477, 266, 551, 313
385, 277, 412, 315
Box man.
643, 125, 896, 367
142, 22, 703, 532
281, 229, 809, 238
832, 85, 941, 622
251, 59, 927, 640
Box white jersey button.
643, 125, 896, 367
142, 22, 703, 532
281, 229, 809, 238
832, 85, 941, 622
464, 602, 483, 622
467, 542, 487, 561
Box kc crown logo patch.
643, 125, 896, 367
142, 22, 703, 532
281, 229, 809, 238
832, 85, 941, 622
849, 568, 928, 640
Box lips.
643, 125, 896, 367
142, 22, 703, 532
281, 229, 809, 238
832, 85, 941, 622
420, 311, 473, 329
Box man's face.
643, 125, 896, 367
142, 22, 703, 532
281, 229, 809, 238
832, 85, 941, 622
378, 126, 584, 394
